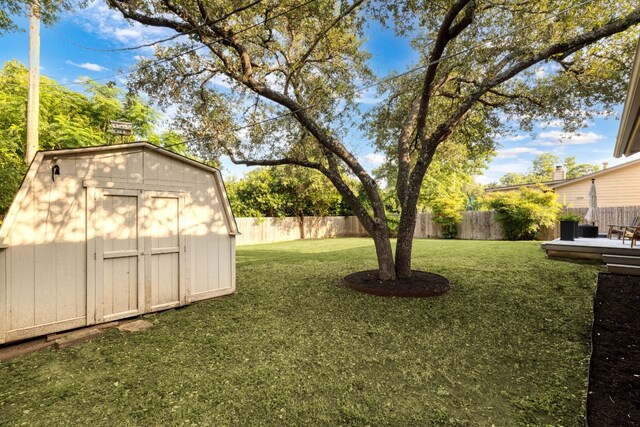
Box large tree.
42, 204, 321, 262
497, 153, 600, 186
107, 0, 640, 281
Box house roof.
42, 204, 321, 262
0, 142, 238, 248
486, 156, 640, 192
614, 39, 640, 158
485, 180, 564, 193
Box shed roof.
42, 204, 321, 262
0, 142, 239, 248
614, 39, 640, 158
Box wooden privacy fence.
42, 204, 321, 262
235, 216, 366, 246
234, 206, 640, 245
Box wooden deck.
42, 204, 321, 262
542, 237, 640, 275
542, 236, 640, 260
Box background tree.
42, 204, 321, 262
0, 60, 180, 218
369, 86, 493, 215
227, 166, 352, 218
496, 153, 600, 186
0, 0, 72, 34
107, 0, 640, 281
227, 166, 353, 238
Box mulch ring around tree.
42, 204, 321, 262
587, 273, 640, 426
338, 270, 450, 298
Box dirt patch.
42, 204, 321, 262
587, 273, 640, 426
338, 270, 450, 297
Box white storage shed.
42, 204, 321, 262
0, 142, 238, 344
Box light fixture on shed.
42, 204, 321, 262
51, 158, 60, 181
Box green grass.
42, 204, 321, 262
0, 238, 602, 426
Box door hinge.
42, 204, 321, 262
94, 252, 96, 260
184, 245, 187, 253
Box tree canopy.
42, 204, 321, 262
227, 166, 353, 218
0, 0, 72, 34
495, 153, 600, 186
106, 0, 640, 280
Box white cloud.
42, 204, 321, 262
534, 67, 546, 79
539, 119, 564, 129
496, 134, 528, 143
496, 147, 545, 159
65, 60, 108, 72
113, 28, 143, 42
210, 74, 234, 89
364, 153, 386, 165
74, 1, 176, 50
489, 162, 530, 173
355, 87, 383, 105
474, 174, 493, 185
533, 130, 605, 146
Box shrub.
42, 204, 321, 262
483, 186, 561, 240
431, 197, 464, 239
559, 213, 582, 222
386, 214, 400, 238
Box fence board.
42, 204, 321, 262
234, 206, 640, 245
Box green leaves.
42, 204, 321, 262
0, 0, 72, 34
0, 60, 169, 217
497, 154, 600, 186
226, 166, 352, 218
430, 196, 464, 238
483, 186, 562, 240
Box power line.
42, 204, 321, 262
2, 0, 604, 154
161, 0, 599, 150
52, 0, 320, 88
58, 0, 266, 53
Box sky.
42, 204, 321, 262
1, 0, 638, 183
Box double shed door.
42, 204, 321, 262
88, 188, 187, 323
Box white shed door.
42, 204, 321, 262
95, 190, 143, 322
88, 189, 186, 324
145, 193, 185, 311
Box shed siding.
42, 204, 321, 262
1, 144, 235, 343
0, 249, 5, 341
556, 165, 640, 208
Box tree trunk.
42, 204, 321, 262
370, 221, 396, 282
395, 203, 418, 279
298, 214, 305, 240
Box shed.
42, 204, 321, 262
0, 142, 238, 344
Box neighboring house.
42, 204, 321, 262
486, 158, 640, 208
615, 39, 640, 158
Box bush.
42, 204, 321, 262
386, 214, 400, 238
483, 186, 561, 240
559, 213, 582, 222
431, 197, 464, 239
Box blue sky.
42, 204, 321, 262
1, 0, 637, 183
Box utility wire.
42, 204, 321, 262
3, 0, 600, 151
51, 0, 319, 88
159, 0, 598, 151
59, 0, 266, 53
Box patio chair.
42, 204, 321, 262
627, 226, 640, 248
607, 216, 640, 240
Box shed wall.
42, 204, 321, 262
1, 145, 235, 344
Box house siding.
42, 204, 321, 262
556, 164, 640, 208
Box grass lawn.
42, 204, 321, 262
0, 239, 602, 426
